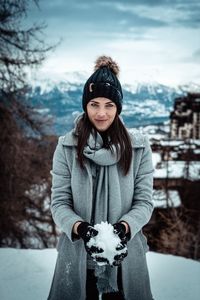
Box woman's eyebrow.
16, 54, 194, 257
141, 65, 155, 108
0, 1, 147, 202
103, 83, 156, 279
90, 100, 114, 104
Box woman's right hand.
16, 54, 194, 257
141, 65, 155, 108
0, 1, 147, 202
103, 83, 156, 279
77, 222, 104, 256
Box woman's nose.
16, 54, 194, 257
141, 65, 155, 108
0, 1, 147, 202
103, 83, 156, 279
96, 108, 106, 117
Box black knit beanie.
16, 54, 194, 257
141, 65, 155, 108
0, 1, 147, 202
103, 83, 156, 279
82, 56, 123, 114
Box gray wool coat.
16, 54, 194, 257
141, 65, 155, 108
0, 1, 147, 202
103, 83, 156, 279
48, 129, 154, 300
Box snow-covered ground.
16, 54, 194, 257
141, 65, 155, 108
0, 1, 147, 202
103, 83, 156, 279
0, 248, 200, 300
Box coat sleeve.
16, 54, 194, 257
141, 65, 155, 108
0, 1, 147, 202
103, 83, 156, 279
119, 135, 154, 239
50, 137, 84, 242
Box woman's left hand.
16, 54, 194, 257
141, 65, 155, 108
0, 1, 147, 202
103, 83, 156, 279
112, 223, 128, 266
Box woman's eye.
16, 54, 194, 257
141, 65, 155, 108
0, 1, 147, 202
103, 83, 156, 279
91, 103, 98, 107
106, 104, 115, 108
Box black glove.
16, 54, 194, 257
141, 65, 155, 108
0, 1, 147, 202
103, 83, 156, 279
113, 223, 126, 240
112, 223, 128, 266
77, 222, 103, 256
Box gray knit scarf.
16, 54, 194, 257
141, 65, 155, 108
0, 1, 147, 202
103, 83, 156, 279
83, 130, 120, 294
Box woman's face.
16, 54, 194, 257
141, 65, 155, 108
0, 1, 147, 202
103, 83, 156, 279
86, 97, 117, 132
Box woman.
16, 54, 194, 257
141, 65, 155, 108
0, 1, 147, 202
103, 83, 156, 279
48, 56, 154, 300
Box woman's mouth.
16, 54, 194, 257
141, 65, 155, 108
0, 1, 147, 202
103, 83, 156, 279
95, 119, 108, 122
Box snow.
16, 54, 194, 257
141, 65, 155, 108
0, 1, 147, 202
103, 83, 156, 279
29, 71, 87, 94
0, 248, 200, 300
87, 221, 127, 266
0, 248, 56, 300
122, 100, 169, 118
154, 139, 200, 148
154, 161, 200, 180
148, 252, 200, 300
152, 152, 162, 168
153, 190, 181, 208
160, 140, 184, 147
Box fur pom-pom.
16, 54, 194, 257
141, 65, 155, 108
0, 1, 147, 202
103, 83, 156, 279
94, 55, 120, 76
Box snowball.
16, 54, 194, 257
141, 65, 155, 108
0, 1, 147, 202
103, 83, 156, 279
87, 221, 127, 266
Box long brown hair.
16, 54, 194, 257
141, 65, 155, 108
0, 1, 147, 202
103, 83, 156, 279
75, 113, 132, 175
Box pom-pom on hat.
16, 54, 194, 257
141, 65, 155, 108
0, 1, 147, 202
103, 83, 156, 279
82, 55, 123, 114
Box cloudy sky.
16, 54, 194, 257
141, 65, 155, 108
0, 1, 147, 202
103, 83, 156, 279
28, 0, 200, 85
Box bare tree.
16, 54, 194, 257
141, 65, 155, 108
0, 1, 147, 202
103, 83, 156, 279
145, 206, 200, 260
0, 0, 51, 91
0, 0, 57, 248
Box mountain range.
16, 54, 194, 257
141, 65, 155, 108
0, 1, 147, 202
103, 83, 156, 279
28, 73, 200, 135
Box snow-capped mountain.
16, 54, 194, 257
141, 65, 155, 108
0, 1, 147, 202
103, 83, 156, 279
28, 73, 200, 135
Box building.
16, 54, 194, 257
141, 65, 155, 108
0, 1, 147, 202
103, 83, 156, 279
170, 93, 200, 139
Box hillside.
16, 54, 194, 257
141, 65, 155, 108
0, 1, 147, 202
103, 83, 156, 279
28, 74, 200, 135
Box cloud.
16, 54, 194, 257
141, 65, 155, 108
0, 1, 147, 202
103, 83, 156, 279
175, 13, 200, 29
28, 0, 169, 44
26, 0, 200, 85
28, 0, 200, 43
100, 0, 200, 29
192, 49, 200, 62
36, 0, 167, 28
181, 49, 200, 64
